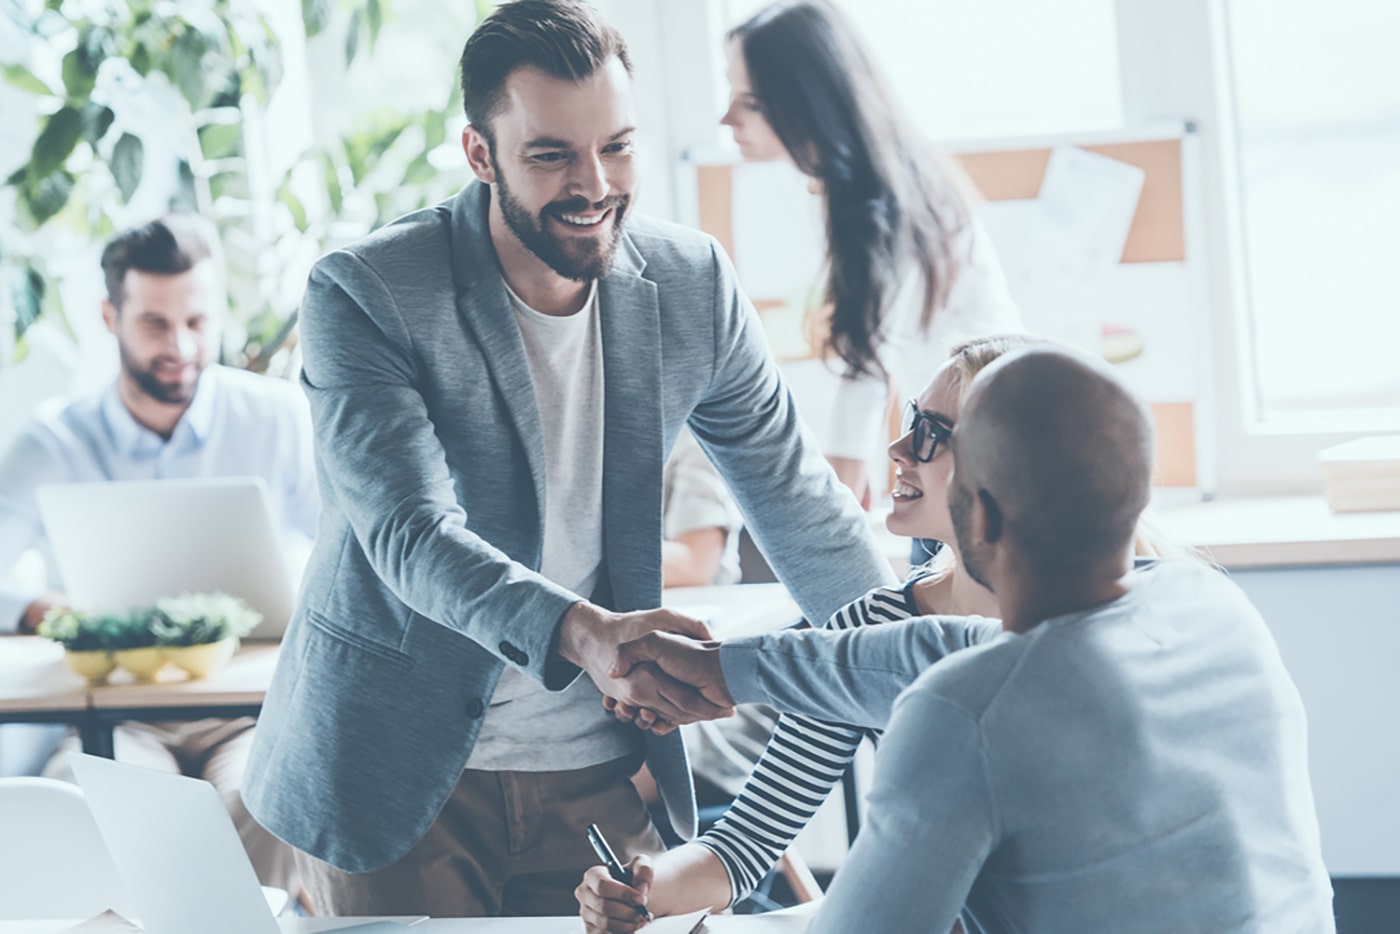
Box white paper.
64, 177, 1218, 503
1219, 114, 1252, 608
644, 908, 712, 933
1036, 145, 1146, 277
978, 146, 1145, 355
61, 911, 142, 933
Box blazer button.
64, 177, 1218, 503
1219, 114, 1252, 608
466, 698, 485, 719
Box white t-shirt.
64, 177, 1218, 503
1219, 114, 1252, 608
464, 281, 640, 772
825, 218, 1022, 460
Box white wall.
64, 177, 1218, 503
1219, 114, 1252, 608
1231, 564, 1400, 876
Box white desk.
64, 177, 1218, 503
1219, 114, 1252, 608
2, 584, 796, 758
662, 582, 803, 639
0, 909, 814, 933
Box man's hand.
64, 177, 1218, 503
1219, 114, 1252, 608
18, 592, 68, 635
557, 604, 734, 726
611, 631, 734, 712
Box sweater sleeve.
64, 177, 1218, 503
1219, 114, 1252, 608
694, 586, 913, 902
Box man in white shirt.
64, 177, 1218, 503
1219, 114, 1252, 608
0, 214, 318, 893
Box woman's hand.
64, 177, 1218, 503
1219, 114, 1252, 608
577, 855, 654, 933
577, 845, 735, 933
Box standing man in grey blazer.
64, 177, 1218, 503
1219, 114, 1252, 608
243, 0, 895, 917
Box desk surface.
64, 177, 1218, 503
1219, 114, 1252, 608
87, 641, 281, 709
0, 637, 86, 713
0, 910, 813, 932
1, 584, 801, 721
1153, 494, 1400, 568
662, 582, 802, 640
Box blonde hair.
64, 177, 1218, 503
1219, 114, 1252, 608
945, 333, 1046, 407
931, 332, 1199, 564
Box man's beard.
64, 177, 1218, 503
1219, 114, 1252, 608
949, 480, 993, 590
119, 342, 202, 406
495, 165, 629, 282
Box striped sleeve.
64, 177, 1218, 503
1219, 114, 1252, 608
694, 584, 917, 903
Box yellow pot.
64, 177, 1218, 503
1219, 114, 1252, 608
114, 646, 168, 682
165, 638, 238, 679
64, 649, 116, 684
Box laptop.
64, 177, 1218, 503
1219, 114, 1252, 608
69, 754, 422, 934
35, 478, 298, 640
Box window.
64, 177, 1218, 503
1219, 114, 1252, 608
722, 0, 1122, 141
1225, 0, 1400, 425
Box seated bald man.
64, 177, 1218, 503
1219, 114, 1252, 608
602, 347, 1334, 933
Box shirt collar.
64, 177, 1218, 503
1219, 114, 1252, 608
100, 366, 220, 453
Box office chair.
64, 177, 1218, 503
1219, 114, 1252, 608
0, 776, 130, 919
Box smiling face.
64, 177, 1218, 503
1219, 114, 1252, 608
102, 263, 221, 406
886, 362, 962, 543
720, 40, 787, 163
464, 57, 637, 282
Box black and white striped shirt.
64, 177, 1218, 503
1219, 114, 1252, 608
695, 578, 923, 901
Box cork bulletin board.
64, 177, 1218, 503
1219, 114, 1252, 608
679, 127, 1211, 492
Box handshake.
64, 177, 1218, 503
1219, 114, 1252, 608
556, 602, 739, 734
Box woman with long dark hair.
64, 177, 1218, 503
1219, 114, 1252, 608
720, 0, 1021, 511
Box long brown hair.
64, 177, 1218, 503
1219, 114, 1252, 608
730, 0, 968, 378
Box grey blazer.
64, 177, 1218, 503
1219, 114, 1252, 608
243, 182, 896, 872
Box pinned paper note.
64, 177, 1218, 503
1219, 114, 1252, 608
980, 145, 1146, 354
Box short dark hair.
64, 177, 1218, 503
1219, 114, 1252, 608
100, 214, 220, 310
459, 0, 632, 145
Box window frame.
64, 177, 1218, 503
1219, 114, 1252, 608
1115, 0, 1394, 495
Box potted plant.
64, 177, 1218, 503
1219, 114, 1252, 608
107, 611, 168, 681
36, 608, 119, 683
152, 592, 262, 678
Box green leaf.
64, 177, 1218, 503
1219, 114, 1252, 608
60, 26, 112, 102
301, 0, 332, 38
198, 122, 243, 160
40, 268, 76, 342
61, 49, 97, 102
14, 267, 44, 338
345, 7, 362, 65
30, 106, 84, 180
170, 27, 213, 108
366, 0, 383, 51
173, 159, 200, 212
129, 43, 151, 77
373, 190, 394, 227
2, 63, 55, 96
422, 113, 447, 152
322, 152, 343, 214
111, 133, 144, 202
277, 181, 308, 232
404, 153, 435, 186
23, 170, 75, 225
81, 102, 115, 146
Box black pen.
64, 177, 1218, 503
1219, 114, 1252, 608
587, 822, 652, 922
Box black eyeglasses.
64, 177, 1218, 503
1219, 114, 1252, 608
900, 400, 953, 463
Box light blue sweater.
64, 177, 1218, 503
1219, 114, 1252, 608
721, 560, 1334, 933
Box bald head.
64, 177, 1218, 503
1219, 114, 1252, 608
953, 347, 1153, 578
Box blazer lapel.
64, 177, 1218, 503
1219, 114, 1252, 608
443, 184, 549, 557
597, 235, 663, 612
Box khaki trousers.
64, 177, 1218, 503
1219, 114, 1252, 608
296, 753, 663, 917
45, 717, 300, 894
